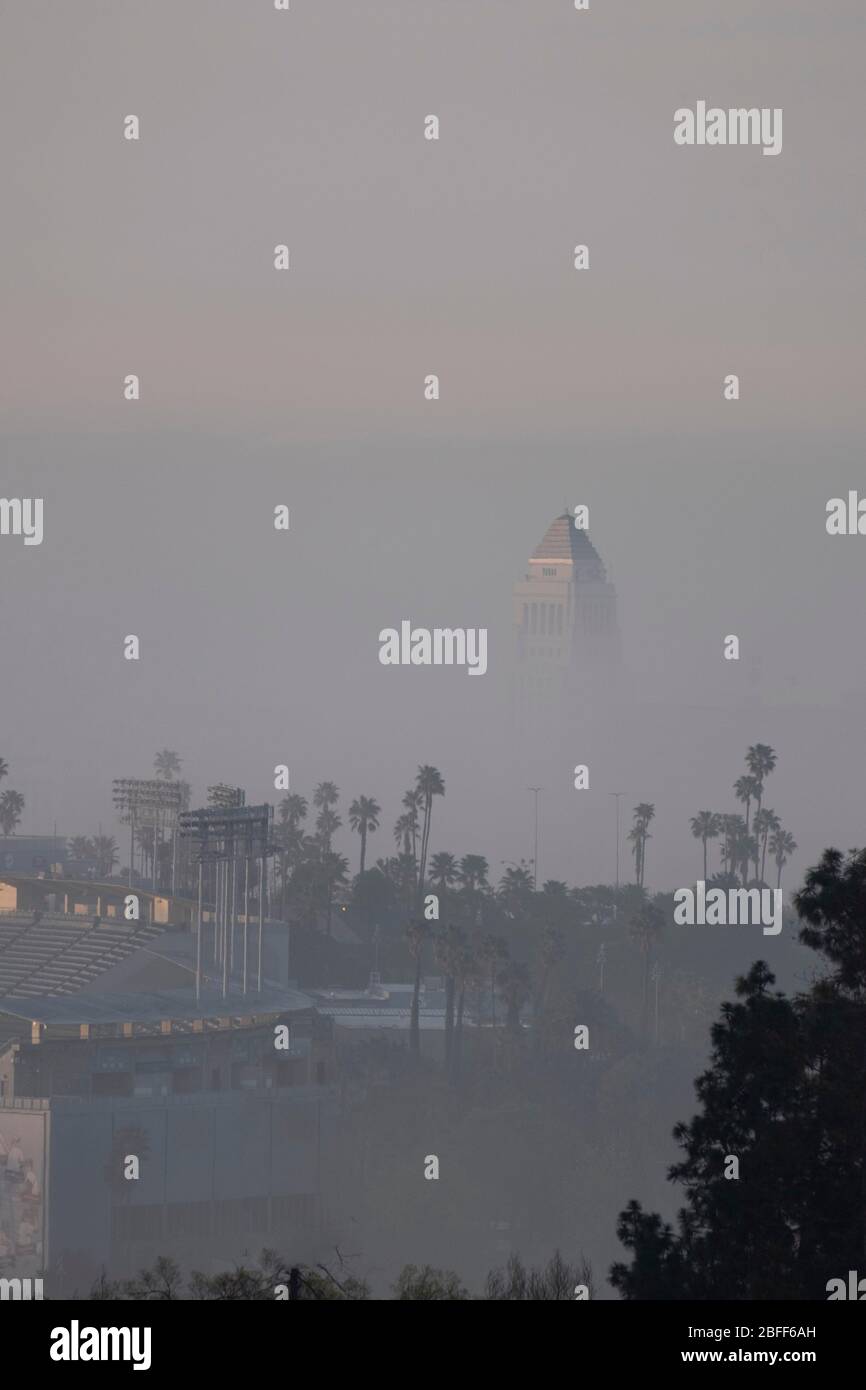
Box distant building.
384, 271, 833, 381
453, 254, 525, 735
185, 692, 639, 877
513, 511, 620, 725
0, 837, 66, 877
310, 976, 479, 1060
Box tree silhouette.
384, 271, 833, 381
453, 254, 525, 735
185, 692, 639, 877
690, 811, 720, 882
348, 795, 381, 875
611, 847, 866, 1299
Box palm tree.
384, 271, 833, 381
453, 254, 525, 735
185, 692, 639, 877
534, 926, 565, 1031
0, 789, 25, 836
717, 813, 745, 882
321, 850, 349, 937
415, 766, 445, 905
0, 759, 8, 784
458, 855, 489, 894
732, 824, 758, 887
313, 781, 339, 809
296, 838, 348, 936
154, 749, 182, 780
627, 827, 641, 885
745, 744, 777, 877
733, 777, 761, 880
278, 793, 308, 829
451, 943, 480, 1083
434, 924, 465, 1072
498, 863, 535, 919
478, 934, 508, 1027
348, 796, 381, 875
637, 803, 655, 886
92, 836, 119, 878
733, 775, 760, 836
457, 854, 490, 927
314, 786, 340, 861
629, 899, 664, 1040
496, 960, 531, 1039
769, 829, 797, 888
629, 804, 655, 888
393, 812, 413, 857
69, 835, 94, 866
541, 879, 569, 897
690, 811, 720, 881
406, 918, 428, 1056
315, 807, 341, 852
429, 851, 458, 903
753, 808, 780, 885
746, 742, 777, 794
284, 835, 321, 929
313, 782, 339, 844
401, 788, 423, 874
277, 794, 308, 917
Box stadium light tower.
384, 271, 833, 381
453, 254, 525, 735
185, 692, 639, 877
179, 802, 272, 1002
112, 778, 184, 891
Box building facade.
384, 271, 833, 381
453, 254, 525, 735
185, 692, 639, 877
0, 989, 335, 1294
513, 511, 620, 726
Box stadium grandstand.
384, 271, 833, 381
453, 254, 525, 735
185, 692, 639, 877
0, 871, 193, 999
0, 912, 169, 999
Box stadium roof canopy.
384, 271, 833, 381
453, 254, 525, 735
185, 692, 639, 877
0, 983, 315, 1028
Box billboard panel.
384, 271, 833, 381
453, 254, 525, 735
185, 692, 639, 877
0, 1110, 47, 1279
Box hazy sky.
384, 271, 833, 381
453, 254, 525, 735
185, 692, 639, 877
2, 1, 864, 892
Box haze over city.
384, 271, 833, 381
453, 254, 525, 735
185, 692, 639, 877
1, 0, 865, 1331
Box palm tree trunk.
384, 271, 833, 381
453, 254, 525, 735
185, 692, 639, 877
410, 951, 422, 1055
451, 983, 466, 1084
444, 974, 455, 1071
360, 826, 367, 876
418, 798, 432, 904
702, 837, 708, 882
641, 950, 650, 1039
777, 859, 783, 889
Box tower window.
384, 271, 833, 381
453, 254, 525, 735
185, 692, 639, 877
542, 567, 556, 576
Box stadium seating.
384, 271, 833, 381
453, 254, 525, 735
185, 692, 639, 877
0, 913, 167, 998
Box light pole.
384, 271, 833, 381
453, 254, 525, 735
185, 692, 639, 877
528, 787, 543, 890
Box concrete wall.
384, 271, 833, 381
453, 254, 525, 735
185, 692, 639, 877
46, 1089, 324, 1291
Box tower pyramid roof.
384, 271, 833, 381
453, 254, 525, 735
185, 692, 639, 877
530, 513, 607, 580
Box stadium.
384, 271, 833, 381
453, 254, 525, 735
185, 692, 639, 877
0, 802, 335, 1297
